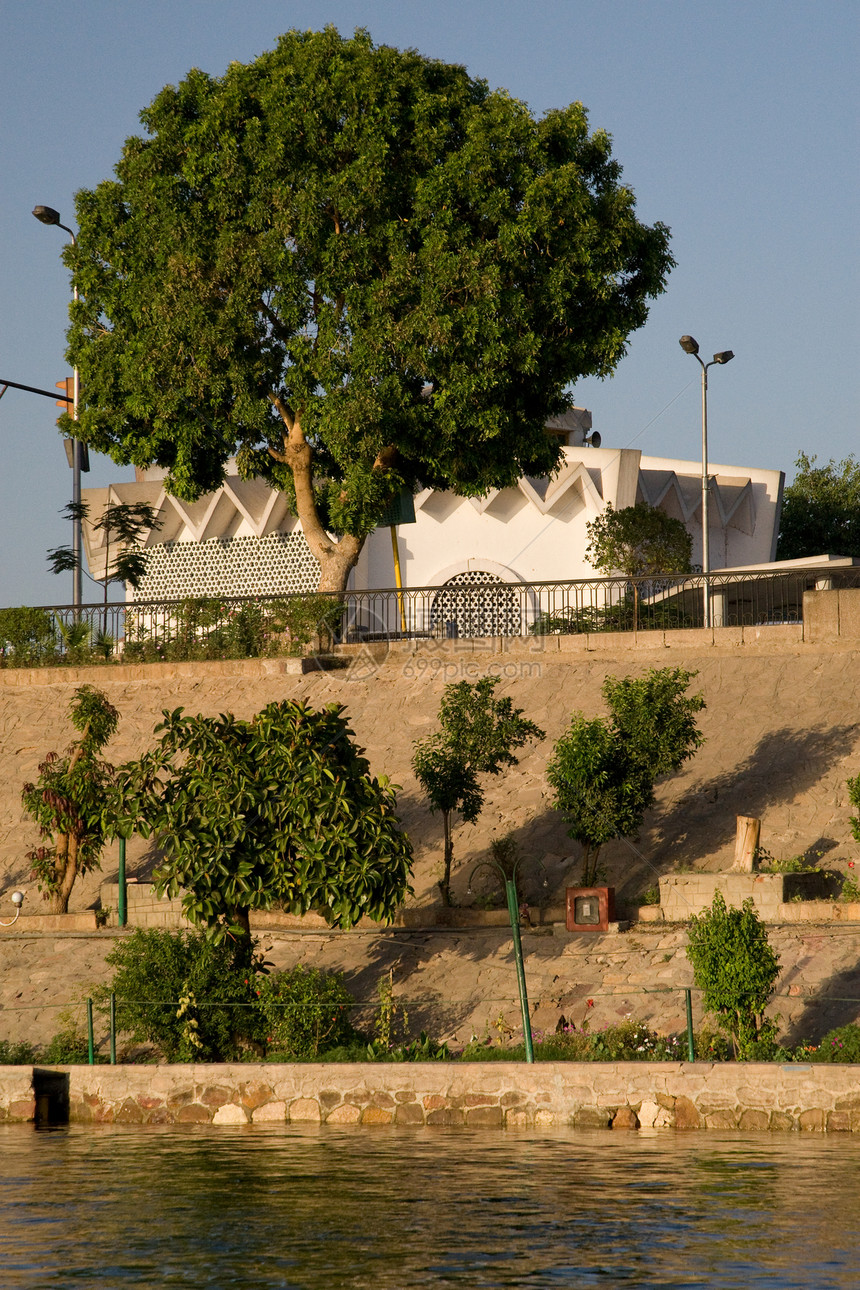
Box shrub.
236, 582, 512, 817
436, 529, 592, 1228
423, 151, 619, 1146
41, 1024, 92, 1065
98, 929, 264, 1061
0, 1039, 37, 1064
0, 606, 57, 666
257, 966, 357, 1059
686, 892, 781, 1059
806, 1023, 860, 1063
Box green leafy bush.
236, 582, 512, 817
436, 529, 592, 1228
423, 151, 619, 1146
98, 929, 264, 1061
0, 1039, 37, 1064
257, 966, 357, 1059
806, 1023, 860, 1063
41, 1024, 93, 1065
0, 607, 57, 666
686, 892, 781, 1059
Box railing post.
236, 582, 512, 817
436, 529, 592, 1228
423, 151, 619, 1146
110, 993, 117, 1065
505, 877, 535, 1063
87, 998, 94, 1066
685, 988, 695, 1062
118, 837, 127, 928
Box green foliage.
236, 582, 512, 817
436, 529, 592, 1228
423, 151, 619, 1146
586, 503, 693, 630
848, 772, 860, 845
547, 667, 704, 884
805, 1023, 860, 1063
0, 607, 57, 666
685, 892, 781, 1059
48, 501, 161, 591
67, 27, 673, 594
257, 966, 357, 1060
117, 700, 413, 944
0, 1039, 38, 1064
99, 929, 264, 1061
776, 452, 860, 560
277, 594, 345, 652
412, 676, 544, 904
459, 1021, 683, 1062
41, 1024, 93, 1065
22, 686, 120, 913
529, 600, 693, 636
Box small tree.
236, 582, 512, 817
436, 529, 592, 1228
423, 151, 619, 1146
686, 891, 781, 1059
22, 685, 120, 913
411, 676, 544, 905
49, 500, 161, 633
117, 700, 413, 956
547, 667, 704, 885
586, 503, 693, 630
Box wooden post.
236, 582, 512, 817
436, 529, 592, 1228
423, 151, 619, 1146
732, 816, 761, 871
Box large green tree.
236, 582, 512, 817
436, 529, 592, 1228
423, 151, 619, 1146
65, 26, 673, 593
776, 452, 860, 560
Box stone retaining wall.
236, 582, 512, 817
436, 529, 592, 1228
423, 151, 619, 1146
2, 1062, 859, 1132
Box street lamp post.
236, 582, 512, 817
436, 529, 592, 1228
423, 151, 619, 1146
679, 336, 734, 629
33, 204, 82, 608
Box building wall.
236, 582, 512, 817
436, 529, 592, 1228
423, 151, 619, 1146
80, 421, 784, 600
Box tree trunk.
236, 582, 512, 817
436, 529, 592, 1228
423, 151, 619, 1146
439, 810, 454, 906
47, 832, 79, 915
268, 399, 387, 597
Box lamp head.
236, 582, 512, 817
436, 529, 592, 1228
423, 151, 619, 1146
713, 350, 734, 365
11, 891, 24, 908
679, 335, 699, 356
32, 205, 61, 226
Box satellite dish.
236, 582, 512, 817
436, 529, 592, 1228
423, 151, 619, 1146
587, 431, 601, 448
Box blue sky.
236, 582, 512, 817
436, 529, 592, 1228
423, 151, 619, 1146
1, 0, 857, 606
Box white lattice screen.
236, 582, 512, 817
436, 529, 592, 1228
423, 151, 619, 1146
132, 533, 320, 601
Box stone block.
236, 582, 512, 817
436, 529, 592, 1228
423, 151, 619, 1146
288, 1098, 321, 1122
611, 1107, 640, 1129
573, 1107, 612, 1129
826, 1111, 851, 1132
704, 1110, 738, 1129
798, 1108, 825, 1132
252, 1101, 287, 1124
394, 1102, 425, 1126
769, 1111, 796, 1131
212, 1103, 248, 1125
426, 1107, 464, 1126
672, 1096, 702, 1130
465, 1105, 503, 1128
240, 1082, 275, 1110
360, 1105, 393, 1125
327, 1103, 362, 1125
534, 1109, 555, 1127
505, 1108, 532, 1128
803, 589, 840, 641
175, 1103, 211, 1123
737, 1109, 770, 1131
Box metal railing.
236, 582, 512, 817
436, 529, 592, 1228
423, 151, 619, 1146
1, 565, 859, 666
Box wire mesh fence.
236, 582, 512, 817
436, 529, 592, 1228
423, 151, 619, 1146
3, 984, 859, 1066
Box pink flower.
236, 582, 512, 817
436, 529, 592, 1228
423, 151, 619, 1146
849, 862, 855, 869
586, 999, 594, 1008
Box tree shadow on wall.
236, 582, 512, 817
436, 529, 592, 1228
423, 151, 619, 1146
647, 723, 859, 870
781, 961, 860, 1046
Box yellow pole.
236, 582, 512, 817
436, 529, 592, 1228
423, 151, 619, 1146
390, 525, 407, 633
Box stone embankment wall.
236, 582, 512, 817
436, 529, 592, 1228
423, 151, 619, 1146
3, 1061, 860, 1133
4, 625, 860, 922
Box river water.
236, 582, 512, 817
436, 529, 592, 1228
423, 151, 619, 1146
0, 1123, 857, 1288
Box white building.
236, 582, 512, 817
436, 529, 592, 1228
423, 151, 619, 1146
81, 409, 785, 610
